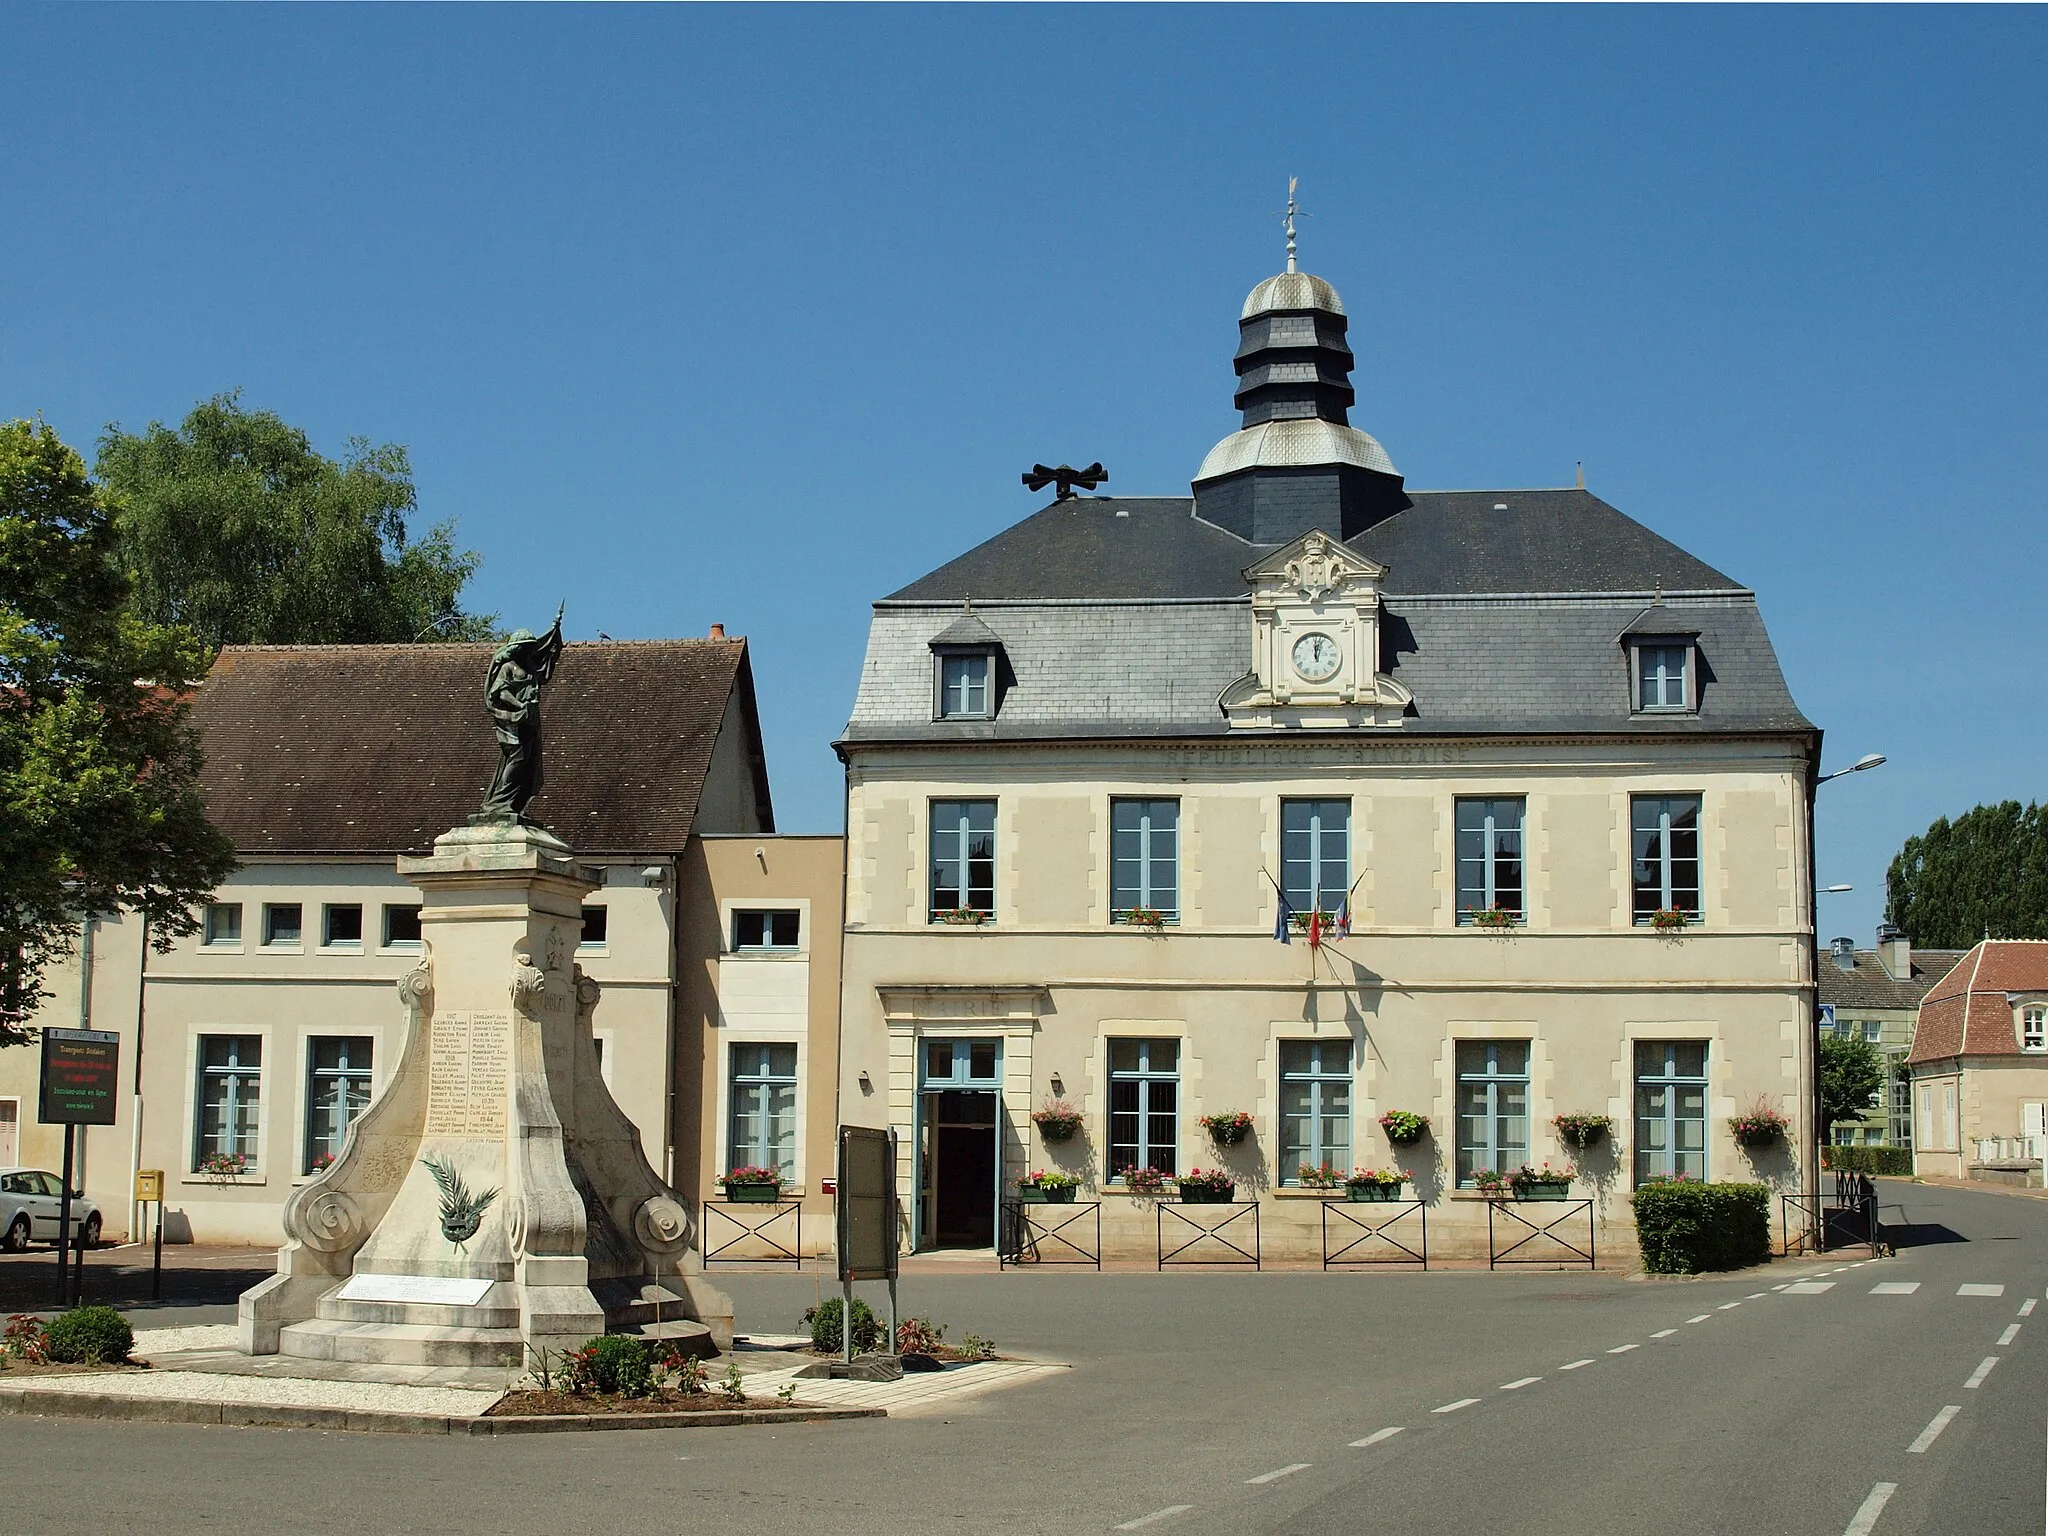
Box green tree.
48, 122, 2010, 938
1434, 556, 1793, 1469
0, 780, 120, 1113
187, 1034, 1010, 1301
1885, 801, 2048, 948
1, 420, 238, 1044
95, 392, 493, 648
1818, 1034, 1885, 1129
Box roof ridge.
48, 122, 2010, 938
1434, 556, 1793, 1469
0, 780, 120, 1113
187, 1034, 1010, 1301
216, 638, 743, 654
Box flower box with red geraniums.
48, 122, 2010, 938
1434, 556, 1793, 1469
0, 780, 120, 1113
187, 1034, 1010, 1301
1118, 1165, 1170, 1196
1016, 1169, 1080, 1204
717, 1166, 784, 1203
1508, 1161, 1576, 1200
1177, 1169, 1236, 1204
1344, 1168, 1409, 1203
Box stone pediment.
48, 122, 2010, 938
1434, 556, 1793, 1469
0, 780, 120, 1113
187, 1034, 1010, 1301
1221, 530, 1411, 730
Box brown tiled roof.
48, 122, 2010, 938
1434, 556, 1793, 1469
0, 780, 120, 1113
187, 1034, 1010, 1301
1816, 949, 1970, 1012
193, 640, 770, 856
1907, 941, 2048, 1064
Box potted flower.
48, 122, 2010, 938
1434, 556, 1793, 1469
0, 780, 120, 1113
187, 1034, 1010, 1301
1378, 1110, 1431, 1147
1017, 1169, 1081, 1204
1200, 1109, 1253, 1147
1119, 1165, 1170, 1196
1344, 1168, 1408, 1202
1117, 905, 1167, 930
1297, 1162, 1343, 1191
1509, 1161, 1576, 1200
1177, 1168, 1236, 1204
198, 1151, 250, 1185
1649, 907, 1690, 931
1470, 904, 1518, 929
717, 1166, 783, 1203
1553, 1113, 1614, 1151
1031, 1100, 1084, 1143
1472, 1168, 1507, 1197
1730, 1103, 1791, 1149
309, 1151, 337, 1175
938, 907, 988, 926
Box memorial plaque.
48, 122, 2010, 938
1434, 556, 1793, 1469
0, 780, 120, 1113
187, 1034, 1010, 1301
336, 1272, 494, 1307
423, 1011, 511, 1137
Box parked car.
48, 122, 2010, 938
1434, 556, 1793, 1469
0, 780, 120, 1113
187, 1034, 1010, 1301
0, 1168, 101, 1251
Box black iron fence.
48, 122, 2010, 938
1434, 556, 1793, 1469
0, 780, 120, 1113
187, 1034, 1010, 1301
1321, 1197, 1428, 1269
702, 1199, 804, 1268
1486, 1197, 1596, 1270
1156, 1201, 1261, 1269
998, 1198, 1102, 1269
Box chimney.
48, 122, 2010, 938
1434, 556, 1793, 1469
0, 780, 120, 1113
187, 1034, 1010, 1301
1831, 936, 1857, 971
1877, 922, 1911, 981
708, 623, 726, 640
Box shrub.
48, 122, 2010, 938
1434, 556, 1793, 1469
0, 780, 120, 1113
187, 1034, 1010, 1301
1821, 1145, 1914, 1177
1632, 1181, 1771, 1274
564, 1335, 651, 1397
802, 1297, 881, 1354
896, 1316, 946, 1354
3, 1314, 51, 1362
45, 1306, 133, 1365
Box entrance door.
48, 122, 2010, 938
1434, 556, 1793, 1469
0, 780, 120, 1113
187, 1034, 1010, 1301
917, 1038, 1003, 1249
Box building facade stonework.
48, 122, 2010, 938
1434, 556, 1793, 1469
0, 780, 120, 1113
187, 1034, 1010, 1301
835, 259, 1822, 1262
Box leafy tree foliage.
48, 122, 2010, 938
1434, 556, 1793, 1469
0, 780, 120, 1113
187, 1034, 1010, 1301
1885, 801, 2048, 948
0, 420, 238, 1044
95, 393, 492, 648
1819, 1034, 1886, 1129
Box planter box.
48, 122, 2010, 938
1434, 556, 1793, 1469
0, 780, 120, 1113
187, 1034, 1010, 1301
1178, 1188, 1235, 1204
1017, 1185, 1078, 1204
723, 1184, 782, 1204
1512, 1180, 1572, 1201
1344, 1183, 1404, 1202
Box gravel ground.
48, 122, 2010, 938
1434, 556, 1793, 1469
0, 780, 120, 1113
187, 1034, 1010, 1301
131, 1324, 243, 1355
15, 1367, 500, 1417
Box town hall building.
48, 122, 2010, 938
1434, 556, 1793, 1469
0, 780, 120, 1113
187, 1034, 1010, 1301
835, 250, 1822, 1260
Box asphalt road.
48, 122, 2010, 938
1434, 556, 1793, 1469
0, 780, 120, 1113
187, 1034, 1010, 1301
4, 1178, 2043, 1536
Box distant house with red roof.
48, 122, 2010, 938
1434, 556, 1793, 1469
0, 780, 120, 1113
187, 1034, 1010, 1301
1906, 940, 2048, 1183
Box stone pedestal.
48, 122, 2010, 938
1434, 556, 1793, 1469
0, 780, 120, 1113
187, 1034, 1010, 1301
238, 822, 732, 1367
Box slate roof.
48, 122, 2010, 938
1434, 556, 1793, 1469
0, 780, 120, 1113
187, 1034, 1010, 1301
1907, 942, 2048, 1064
194, 640, 770, 856
1817, 949, 1971, 1012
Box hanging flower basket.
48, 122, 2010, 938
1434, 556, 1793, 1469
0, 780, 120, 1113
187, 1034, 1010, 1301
1553, 1113, 1613, 1151
1031, 1100, 1084, 1143
1378, 1110, 1431, 1147
1200, 1110, 1253, 1147
1730, 1105, 1791, 1148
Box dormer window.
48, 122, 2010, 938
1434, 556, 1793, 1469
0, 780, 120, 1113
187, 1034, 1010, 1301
938, 652, 992, 719
2023, 1005, 2046, 1053
1631, 639, 1696, 713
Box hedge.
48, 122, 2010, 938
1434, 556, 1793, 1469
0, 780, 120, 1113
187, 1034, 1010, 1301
1631, 1181, 1771, 1274
1820, 1145, 1913, 1176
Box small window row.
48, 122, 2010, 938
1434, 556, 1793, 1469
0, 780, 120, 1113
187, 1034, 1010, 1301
927, 793, 1706, 928
202, 902, 611, 950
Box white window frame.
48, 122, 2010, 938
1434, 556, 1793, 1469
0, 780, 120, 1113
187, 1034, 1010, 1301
320, 903, 364, 951
203, 902, 243, 948
1631, 794, 1703, 922
380, 903, 423, 950
2021, 1004, 2047, 1053
934, 650, 995, 721
1631, 640, 1696, 714
261, 902, 303, 950
929, 799, 997, 920
1281, 798, 1350, 917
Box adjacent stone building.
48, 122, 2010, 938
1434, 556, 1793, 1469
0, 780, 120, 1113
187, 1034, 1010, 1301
1907, 940, 2048, 1185
1816, 925, 1966, 1148
836, 257, 1823, 1261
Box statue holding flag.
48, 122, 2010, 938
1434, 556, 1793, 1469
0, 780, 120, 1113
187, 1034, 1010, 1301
475, 604, 565, 824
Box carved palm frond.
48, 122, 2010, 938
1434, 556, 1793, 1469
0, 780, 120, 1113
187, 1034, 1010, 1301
421, 1154, 499, 1247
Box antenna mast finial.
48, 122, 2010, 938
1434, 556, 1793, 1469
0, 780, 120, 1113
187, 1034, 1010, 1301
1284, 176, 1299, 273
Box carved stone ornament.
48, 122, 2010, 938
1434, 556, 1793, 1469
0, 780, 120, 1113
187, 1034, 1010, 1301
510, 946, 547, 1016
283, 1185, 362, 1254
574, 964, 602, 1014
1284, 532, 1344, 601
633, 1195, 693, 1255
397, 957, 433, 1011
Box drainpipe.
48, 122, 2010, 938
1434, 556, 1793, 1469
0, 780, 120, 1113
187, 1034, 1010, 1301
127, 913, 149, 1245
76, 910, 93, 1202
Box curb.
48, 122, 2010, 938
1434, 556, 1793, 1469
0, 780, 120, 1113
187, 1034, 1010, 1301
0, 1385, 884, 1436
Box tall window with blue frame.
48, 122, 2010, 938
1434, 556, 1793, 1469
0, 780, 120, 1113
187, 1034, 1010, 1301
1279, 1040, 1352, 1182
1455, 797, 1524, 923
1282, 799, 1350, 918
929, 799, 996, 919
305, 1037, 372, 1173
1108, 1038, 1179, 1180
1112, 798, 1179, 922
1634, 1041, 1707, 1184
1632, 794, 1702, 923
196, 1035, 262, 1171
1454, 1041, 1529, 1187
729, 1042, 799, 1180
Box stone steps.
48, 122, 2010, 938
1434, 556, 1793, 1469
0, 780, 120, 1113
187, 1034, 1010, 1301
316, 1294, 523, 1331
279, 1318, 527, 1369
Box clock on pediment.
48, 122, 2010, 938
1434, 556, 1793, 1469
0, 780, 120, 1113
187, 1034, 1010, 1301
1218, 530, 1413, 730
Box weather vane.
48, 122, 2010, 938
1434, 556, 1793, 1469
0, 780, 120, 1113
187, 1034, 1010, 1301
1282, 175, 1305, 274
1022, 462, 1108, 500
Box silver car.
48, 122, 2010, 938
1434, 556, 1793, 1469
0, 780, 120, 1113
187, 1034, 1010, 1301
0, 1168, 101, 1251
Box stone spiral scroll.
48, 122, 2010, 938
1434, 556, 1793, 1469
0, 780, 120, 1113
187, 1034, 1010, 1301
633, 1195, 693, 1256
283, 1186, 362, 1254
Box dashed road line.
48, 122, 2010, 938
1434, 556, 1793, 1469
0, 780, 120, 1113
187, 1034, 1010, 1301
1607, 1343, 1639, 1354
1747, 1292, 1766, 1298
1964, 1356, 1999, 1389
1114, 1507, 1193, 1531
1558, 1359, 1594, 1371
1246, 1464, 1310, 1485
1650, 1329, 1676, 1339
1717, 1302, 1742, 1310
1871, 1282, 1920, 1295
1908, 1405, 1961, 1454
1959, 1283, 2006, 1298
1842, 1481, 1896, 1536
2021, 1298, 2037, 1317
1769, 1283, 1789, 1291
1501, 1377, 1540, 1390
1432, 1398, 1479, 1414
1686, 1314, 1712, 1324
1999, 1323, 2021, 1346
1349, 1427, 1403, 1448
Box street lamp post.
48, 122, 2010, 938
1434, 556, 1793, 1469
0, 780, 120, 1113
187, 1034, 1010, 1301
1811, 753, 1886, 1245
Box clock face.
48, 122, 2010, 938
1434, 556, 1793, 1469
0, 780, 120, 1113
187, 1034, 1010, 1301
1292, 632, 1341, 683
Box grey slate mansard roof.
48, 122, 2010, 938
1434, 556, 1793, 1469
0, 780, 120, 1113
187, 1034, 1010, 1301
843, 490, 1814, 745
194, 640, 771, 856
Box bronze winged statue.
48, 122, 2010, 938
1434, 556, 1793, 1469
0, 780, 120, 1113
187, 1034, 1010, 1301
476, 604, 564, 823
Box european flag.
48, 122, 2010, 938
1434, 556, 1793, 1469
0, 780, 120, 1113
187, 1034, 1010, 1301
1274, 888, 1294, 944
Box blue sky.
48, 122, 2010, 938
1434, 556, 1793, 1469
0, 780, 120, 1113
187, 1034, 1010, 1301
6, 5, 2043, 944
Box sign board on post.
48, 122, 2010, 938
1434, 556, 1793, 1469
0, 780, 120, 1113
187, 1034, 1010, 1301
836, 1126, 898, 1281
39, 1028, 119, 1126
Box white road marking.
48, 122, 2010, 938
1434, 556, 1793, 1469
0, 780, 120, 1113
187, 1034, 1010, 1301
1770, 1283, 1789, 1291
1871, 1282, 1920, 1295
1687, 1314, 1712, 1323
1785, 1282, 1836, 1294
1349, 1427, 1403, 1448
1559, 1359, 1594, 1371
1842, 1481, 1896, 1536
1432, 1397, 1479, 1414
2020, 1298, 2037, 1317
1607, 1343, 1639, 1354
1718, 1302, 1742, 1310
1964, 1356, 1999, 1389
1246, 1464, 1310, 1485
1115, 1506, 1193, 1531
1747, 1292, 1766, 1298
1999, 1324, 2021, 1346
1959, 1284, 2006, 1297
1651, 1329, 1676, 1338
1908, 1405, 1961, 1454
1501, 1377, 1540, 1390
